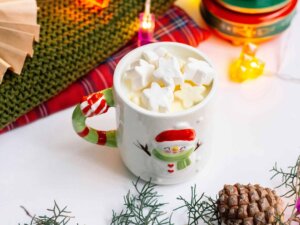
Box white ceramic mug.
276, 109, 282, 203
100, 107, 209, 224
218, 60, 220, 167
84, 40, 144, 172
72, 42, 216, 185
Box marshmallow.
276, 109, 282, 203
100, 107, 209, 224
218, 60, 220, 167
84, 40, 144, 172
131, 96, 141, 105
142, 48, 170, 66
156, 47, 169, 57
142, 50, 160, 65
153, 55, 184, 88
128, 91, 141, 106
124, 52, 214, 113
178, 58, 186, 70
174, 83, 206, 109
125, 62, 155, 91
130, 59, 150, 68
141, 82, 174, 113
183, 57, 214, 86
171, 100, 184, 112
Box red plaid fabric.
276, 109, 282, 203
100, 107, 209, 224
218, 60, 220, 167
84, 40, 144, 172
0, 6, 209, 134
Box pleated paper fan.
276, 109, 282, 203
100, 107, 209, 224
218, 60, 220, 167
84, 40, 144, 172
0, 0, 39, 83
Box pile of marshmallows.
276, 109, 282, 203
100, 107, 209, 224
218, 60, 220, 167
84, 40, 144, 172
123, 47, 215, 113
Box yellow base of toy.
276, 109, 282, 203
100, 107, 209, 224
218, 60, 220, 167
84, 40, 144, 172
229, 57, 265, 82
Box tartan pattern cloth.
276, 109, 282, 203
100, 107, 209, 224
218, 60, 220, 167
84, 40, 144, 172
0, 6, 210, 134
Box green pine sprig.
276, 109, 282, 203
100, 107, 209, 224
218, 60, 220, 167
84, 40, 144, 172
111, 177, 173, 225
18, 155, 300, 225
20, 201, 78, 225
175, 185, 220, 225
271, 155, 300, 225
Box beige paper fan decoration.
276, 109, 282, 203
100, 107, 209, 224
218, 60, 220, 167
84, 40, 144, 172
0, 0, 39, 84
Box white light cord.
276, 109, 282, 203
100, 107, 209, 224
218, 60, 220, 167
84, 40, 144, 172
145, 0, 151, 14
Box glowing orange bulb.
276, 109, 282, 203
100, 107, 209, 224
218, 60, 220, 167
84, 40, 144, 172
142, 20, 153, 30
138, 13, 155, 46
87, 0, 110, 8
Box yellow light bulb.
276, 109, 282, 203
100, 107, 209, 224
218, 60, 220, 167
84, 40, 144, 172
229, 43, 265, 82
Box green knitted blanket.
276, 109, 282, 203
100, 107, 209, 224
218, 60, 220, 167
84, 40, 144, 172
0, 0, 175, 129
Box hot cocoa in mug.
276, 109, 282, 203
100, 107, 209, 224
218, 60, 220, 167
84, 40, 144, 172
72, 42, 217, 185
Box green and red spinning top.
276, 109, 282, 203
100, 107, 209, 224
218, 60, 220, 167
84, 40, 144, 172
201, 0, 297, 44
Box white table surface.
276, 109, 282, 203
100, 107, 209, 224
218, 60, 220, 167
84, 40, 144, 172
1, 1, 300, 224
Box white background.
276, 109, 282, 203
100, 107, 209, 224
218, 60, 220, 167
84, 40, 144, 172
1, 0, 299, 224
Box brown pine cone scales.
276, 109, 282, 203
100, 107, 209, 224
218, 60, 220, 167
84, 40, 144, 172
217, 184, 284, 225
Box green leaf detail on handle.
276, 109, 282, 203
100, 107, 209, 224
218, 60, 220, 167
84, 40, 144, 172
103, 88, 115, 107
72, 88, 117, 147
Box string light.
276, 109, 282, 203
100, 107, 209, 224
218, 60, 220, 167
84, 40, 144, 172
138, 0, 155, 46
88, 0, 110, 8
229, 42, 265, 82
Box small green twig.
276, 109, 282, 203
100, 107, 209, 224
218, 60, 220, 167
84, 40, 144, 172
111, 177, 173, 225
175, 185, 221, 225
271, 156, 300, 225
19, 201, 77, 225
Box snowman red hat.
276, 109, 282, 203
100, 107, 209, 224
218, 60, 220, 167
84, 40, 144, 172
155, 129, 196, 142
154, 128, 196, 151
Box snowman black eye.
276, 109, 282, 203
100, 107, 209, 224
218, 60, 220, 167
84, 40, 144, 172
180, 146, 186, 151
164, 147, 170, 151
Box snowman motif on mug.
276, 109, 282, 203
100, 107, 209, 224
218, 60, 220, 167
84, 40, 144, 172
153, 128, 197, 174
136, 126, 201, 177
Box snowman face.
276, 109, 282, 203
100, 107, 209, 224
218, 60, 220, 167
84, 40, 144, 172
163, 145, 186, 154
157, 141, 194, 154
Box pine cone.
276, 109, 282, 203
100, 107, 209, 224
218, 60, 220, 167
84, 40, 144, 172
217, 184, 284, 225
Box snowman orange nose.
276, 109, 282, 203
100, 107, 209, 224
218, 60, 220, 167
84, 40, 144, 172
172, 146, 179, 153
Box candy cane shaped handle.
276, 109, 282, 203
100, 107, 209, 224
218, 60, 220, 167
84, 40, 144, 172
72, 88, 117, 147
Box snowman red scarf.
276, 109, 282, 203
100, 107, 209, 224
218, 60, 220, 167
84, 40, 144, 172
152, 129, 196, 170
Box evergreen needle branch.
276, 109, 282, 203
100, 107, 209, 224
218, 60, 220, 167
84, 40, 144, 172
19, 201, 78, 225
175, 185, 221, 225
111, 177, 173, 225
271, 155, 300, 225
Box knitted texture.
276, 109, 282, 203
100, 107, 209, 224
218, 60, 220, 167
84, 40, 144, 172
0, 0, 175, 129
